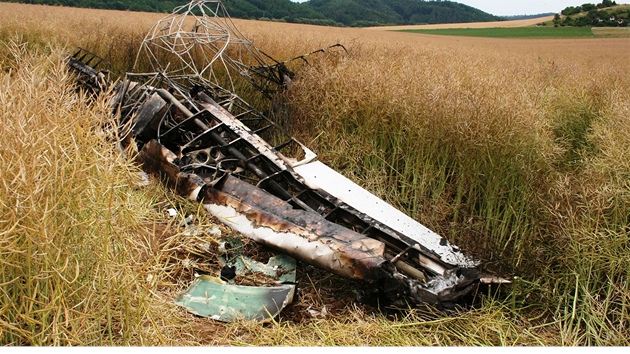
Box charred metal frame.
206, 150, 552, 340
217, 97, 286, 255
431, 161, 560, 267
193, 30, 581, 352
66, 0, 507, 312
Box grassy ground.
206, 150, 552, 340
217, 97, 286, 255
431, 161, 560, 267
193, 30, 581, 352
1, 3, 629, 346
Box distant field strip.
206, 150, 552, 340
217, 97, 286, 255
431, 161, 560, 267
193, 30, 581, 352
398, 26, 596, 38
591, 27, 630, 37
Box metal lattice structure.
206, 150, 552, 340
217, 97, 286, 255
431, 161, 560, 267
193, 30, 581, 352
134, 0, 292, 97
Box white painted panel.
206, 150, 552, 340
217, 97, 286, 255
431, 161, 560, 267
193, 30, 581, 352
294, 161, 479, 268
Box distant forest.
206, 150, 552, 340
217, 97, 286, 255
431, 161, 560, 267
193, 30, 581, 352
501, 13, 555, 21
2, 0, 502, 27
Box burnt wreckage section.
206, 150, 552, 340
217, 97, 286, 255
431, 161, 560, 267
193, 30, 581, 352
66, 0, 508, 312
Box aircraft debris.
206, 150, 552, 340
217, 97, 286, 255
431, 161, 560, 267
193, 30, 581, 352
66, 0, 508, 322
176, 252, 297, 322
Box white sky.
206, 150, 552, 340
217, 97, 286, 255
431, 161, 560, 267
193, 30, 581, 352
289, 1, 616, 17
444, 1, 609, 16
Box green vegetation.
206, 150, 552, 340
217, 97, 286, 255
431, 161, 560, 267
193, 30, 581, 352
501, 13, 556, 21
304, 0, 500, 26
554, 1, 629, 27
5, 0, 183, 12
0, 0, 500, 27
399, 26, 596, 38
219, 0, 328, 23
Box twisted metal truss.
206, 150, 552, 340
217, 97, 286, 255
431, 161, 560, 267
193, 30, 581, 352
134, 0, 291, 97
67, 0, 509, 313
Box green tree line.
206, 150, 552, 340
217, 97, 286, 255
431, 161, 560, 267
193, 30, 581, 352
11, 0, 180, 12
2, 0, 500, 27
554, 1, 628, 27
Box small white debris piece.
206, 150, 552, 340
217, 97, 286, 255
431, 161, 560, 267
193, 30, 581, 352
134, 172, 151, 187
207, 225, 222, 236
183, 226, 202, 237
184, 225, 221, 237
307, 305, 328, 319
180, 214, 194, 227
166, 208, 178, 217
217, 242, 228, 254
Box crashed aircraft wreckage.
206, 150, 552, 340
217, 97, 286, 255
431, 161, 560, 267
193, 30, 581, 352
66, 0, 508, 321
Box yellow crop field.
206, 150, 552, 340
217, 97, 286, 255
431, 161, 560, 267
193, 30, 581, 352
367, 15, 555, 30
1, 2, 629, 346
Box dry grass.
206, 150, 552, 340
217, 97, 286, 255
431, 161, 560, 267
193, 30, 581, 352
592, 27, 630, 37
367, 16, 555, 30
0, 39, 197, 345
1, 2, 629, 346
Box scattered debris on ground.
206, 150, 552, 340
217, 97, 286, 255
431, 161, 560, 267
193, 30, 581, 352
66, 0, 509, 322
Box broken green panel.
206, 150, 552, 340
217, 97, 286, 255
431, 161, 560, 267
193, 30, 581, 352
175, 255, 296, 322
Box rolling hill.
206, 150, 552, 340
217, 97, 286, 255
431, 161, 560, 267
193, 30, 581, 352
1, 0, 501, 26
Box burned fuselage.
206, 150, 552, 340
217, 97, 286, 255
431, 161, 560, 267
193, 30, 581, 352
66, 0, 508, 315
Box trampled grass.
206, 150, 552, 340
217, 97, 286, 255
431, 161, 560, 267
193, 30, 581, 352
398, 26, 596, 38
1, 2, 629, 346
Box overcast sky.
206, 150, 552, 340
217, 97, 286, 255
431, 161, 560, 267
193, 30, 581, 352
289, 1, 610, 17
442, 1, 606, 16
